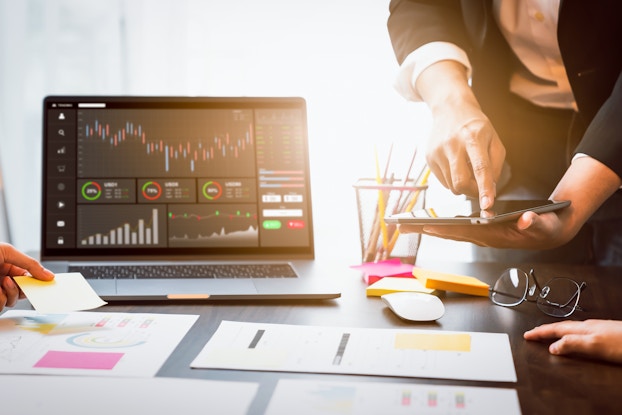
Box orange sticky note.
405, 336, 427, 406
412, 267, 490, 297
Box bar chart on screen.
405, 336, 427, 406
77, 205, 166, 247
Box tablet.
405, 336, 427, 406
385, 199, 570, 225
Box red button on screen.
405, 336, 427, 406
287, 220, 305, 229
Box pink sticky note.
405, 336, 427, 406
350, 259, 414, 285
34, 350, 123, 370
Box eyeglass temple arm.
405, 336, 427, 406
560, 281, 587, 308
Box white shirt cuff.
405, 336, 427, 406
393, 42, 472, 102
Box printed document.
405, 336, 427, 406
0, 310, 197, 377
191, 320, 517, 382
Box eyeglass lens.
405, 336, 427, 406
491, 268, 529, 307
536, 278, 582, 317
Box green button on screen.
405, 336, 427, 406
263, 220, 282, 230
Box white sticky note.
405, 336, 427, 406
14, 272, 107, 313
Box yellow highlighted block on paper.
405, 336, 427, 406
394, 333, 471, 352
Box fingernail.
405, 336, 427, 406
481, 196, 491, 209
549, 344, 559, 355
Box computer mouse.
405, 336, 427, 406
381, 292, 445, 322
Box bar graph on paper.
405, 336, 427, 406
77, 205, 167, 247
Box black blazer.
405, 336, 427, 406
387, 0, 622, 178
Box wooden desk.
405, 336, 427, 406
13, 261, 622, 413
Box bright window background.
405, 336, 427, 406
0, 0, 469, 262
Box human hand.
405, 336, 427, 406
416, 60, 506, 210
426, 103, 506, 209
1, 243, 55, 311
524, 319, 622, 364
398, 209, 568, 250
398, 154, 622, 251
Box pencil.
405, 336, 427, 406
374, 146, 389, 253
385, 166, 431, 257
365, 145, 394, 261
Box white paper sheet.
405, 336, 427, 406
191, 320, 517, 382
14, 272, 107, 312
2, 375, 258, 415
265, 379, 521, 415
0, 310, 198, 377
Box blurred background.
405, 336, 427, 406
0, 0, 469, 262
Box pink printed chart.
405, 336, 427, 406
0, 310, 198, 377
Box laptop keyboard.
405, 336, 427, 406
69, 264, 298, 279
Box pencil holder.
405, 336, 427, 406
353, 178, 427, 264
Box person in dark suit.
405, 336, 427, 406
387, 0, 622, 265
0, 243, 54, 312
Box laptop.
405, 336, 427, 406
40, 96, 340, 301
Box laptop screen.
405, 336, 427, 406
41, 96, 314, 260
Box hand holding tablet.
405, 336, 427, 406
385, 199, 570, 225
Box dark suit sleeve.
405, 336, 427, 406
387, 0, 469, 64
575, 69, 622, 179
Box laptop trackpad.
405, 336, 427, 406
115, 279, 259, 295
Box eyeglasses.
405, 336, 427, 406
490, 268, 587, 317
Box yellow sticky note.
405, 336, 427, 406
412, 267, 490, 297
14, 272, 107, 313
394, 333, 471, 352
366, 277, 435, 297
